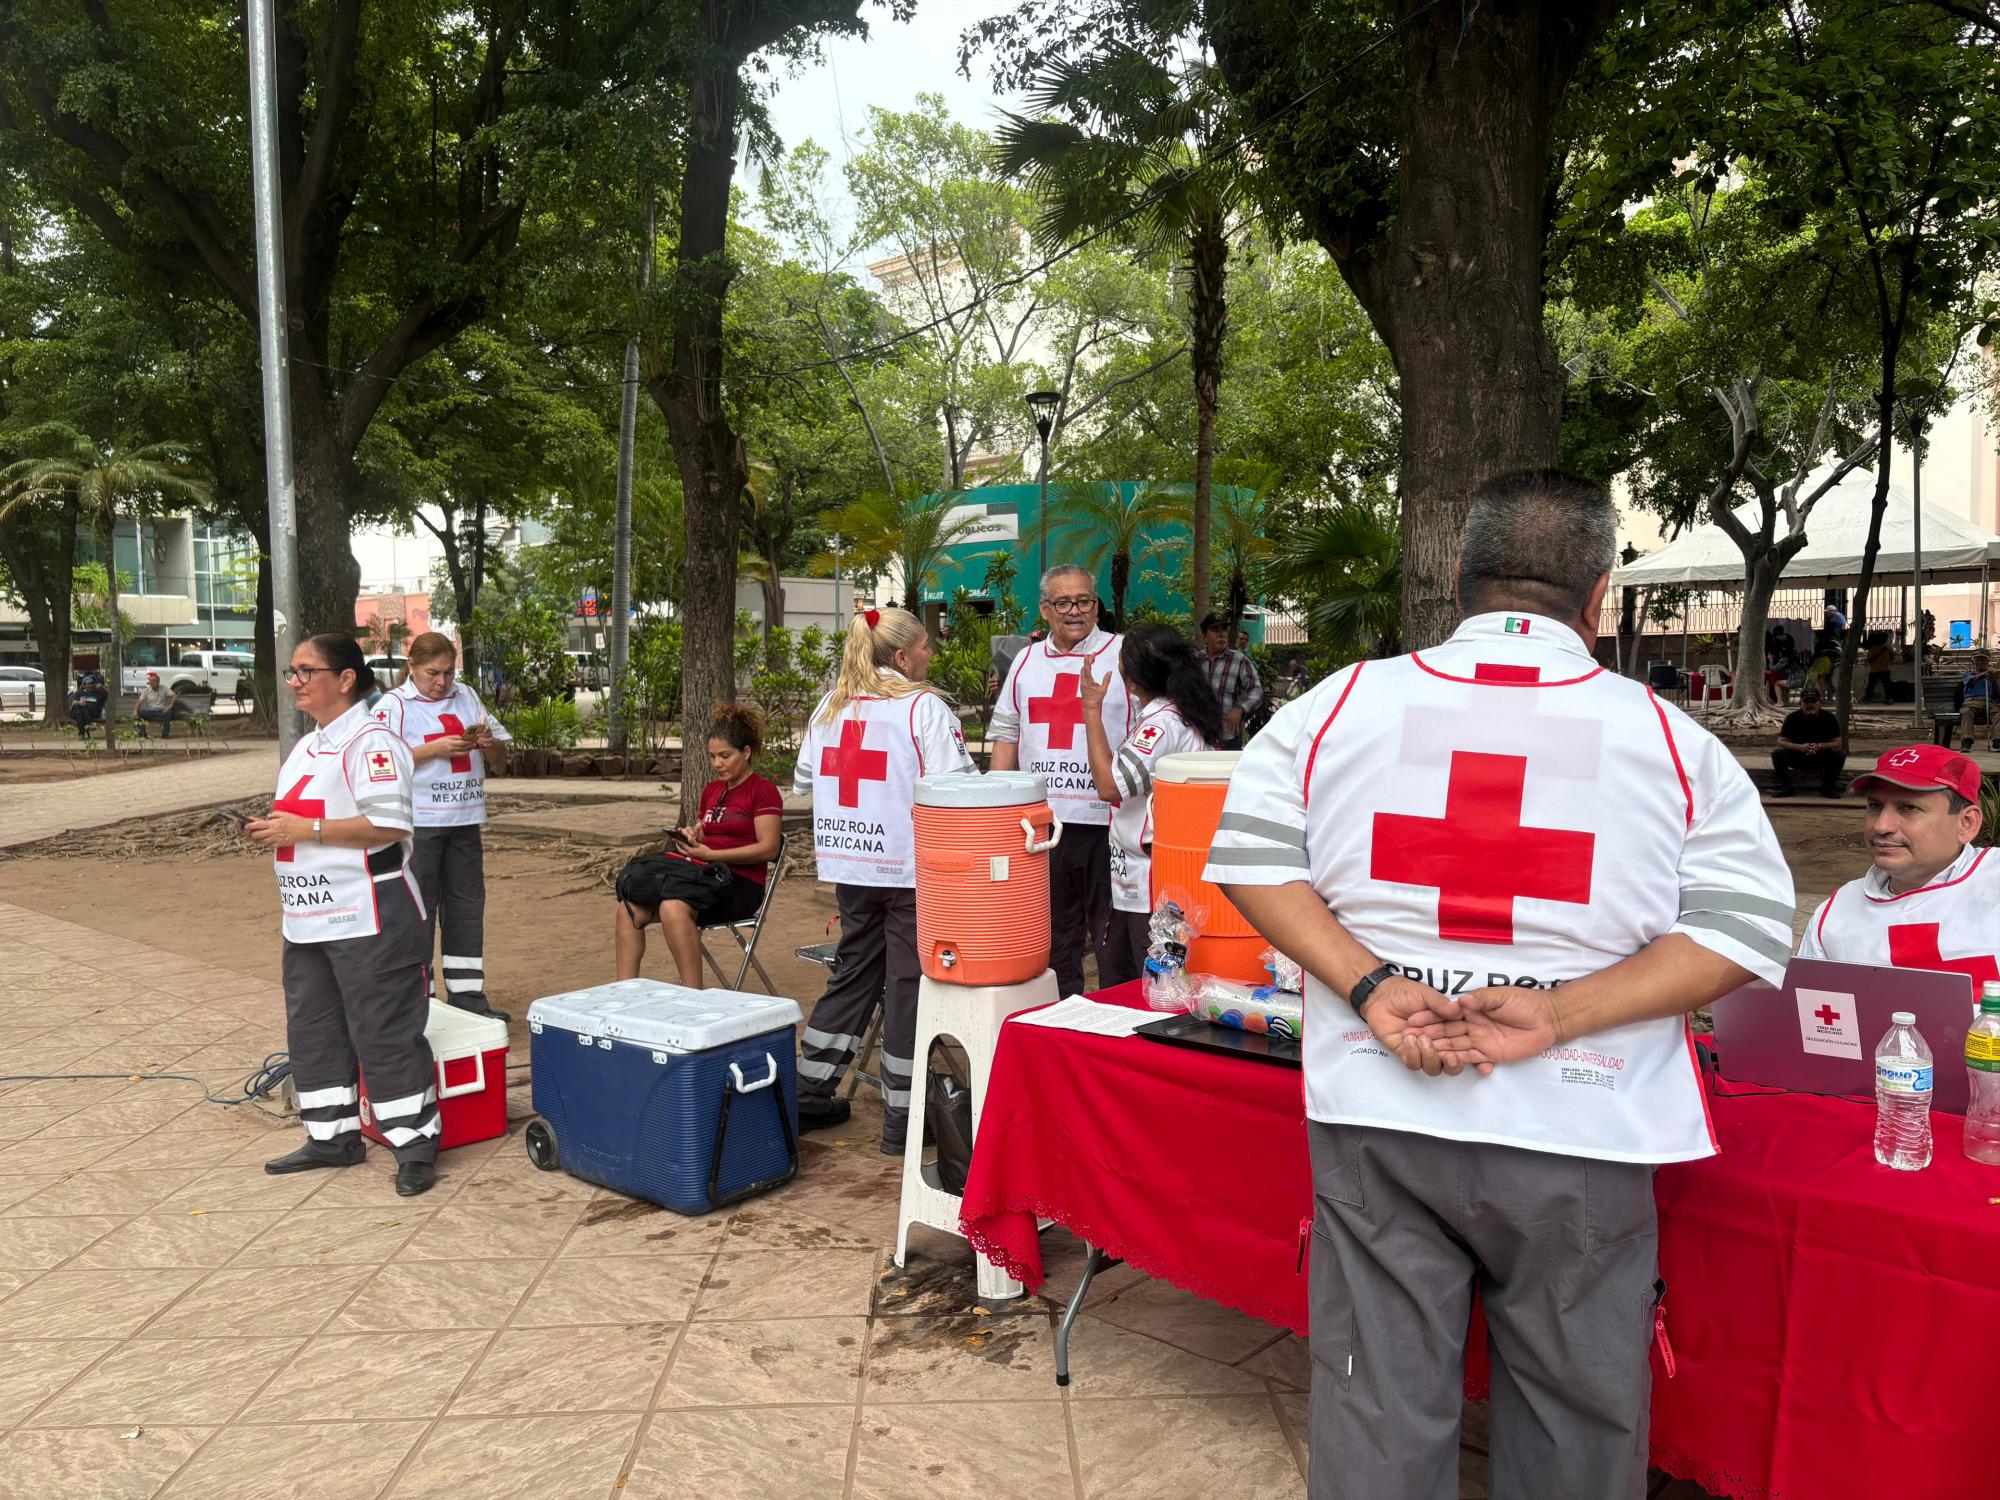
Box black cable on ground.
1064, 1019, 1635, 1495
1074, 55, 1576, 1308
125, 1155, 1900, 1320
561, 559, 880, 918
0, 1052, 293, 1109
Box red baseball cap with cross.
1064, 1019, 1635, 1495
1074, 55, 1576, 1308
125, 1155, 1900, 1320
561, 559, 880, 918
1848, 744, 1983, 802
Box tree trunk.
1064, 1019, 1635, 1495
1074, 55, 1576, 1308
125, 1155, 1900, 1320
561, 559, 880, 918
1187, 217, 1228, 626
1330, 2, 1615, 651
1722, 549, 1788, 726
291, 402, 362, 639
0, 496, 76, 725
760, 562, 784, 643
651, 6, 751, 823
1836, 409, 1896, 746
1111, 549, 1130, 625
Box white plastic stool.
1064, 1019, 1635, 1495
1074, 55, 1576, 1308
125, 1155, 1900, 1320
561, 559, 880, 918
894, 968, 1060, 1301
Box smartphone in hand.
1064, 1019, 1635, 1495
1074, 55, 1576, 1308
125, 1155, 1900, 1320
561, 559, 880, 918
210, 808, 250, 832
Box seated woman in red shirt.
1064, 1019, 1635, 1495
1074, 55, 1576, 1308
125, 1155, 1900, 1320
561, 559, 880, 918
614, 705, 783, 985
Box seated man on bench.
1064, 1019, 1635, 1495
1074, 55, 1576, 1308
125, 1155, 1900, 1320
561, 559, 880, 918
134, 672, 191, 738
1773, 685, 1845, 798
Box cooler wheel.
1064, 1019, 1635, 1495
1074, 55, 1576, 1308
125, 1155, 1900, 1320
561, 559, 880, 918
524, 1116, 560, 1172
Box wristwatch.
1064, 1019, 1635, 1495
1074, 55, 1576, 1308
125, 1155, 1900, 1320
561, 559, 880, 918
311, 817, 323, 844
1347, 964, 1397, 1015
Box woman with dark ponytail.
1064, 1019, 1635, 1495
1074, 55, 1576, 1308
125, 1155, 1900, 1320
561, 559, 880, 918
1078, 623, 1222, 985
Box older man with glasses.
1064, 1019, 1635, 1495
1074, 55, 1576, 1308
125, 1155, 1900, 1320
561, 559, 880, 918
990, 565, 1133, 995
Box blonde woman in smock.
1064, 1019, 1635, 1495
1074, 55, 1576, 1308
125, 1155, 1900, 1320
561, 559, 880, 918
792, 608, 973, 1154
245, 633, 441, 1198
374, 631, 512, 1021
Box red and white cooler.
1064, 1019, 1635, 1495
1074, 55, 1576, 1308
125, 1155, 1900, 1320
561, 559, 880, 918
360, 1002, 509, 1152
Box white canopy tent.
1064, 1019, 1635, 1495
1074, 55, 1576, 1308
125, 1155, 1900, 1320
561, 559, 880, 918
1611, 464, 2000, 589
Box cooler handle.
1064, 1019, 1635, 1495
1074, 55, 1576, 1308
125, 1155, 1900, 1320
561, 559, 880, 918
1022, 814, 1064, 854
436, 1050, 486, 1100
729, 1054, 779, 1095
707, 1052, 800, 1210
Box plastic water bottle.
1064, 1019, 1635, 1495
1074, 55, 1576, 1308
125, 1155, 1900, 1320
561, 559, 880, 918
1873, 1011, 1933, 1171
1965, 984, 2000, 1166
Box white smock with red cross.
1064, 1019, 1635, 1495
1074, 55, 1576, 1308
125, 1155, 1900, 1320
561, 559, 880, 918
1798, 841, 2000, 990
1202, 611, 1795, 1164
989, 627, 1132, 825
373, 681, 511, 827
272, 698, 420, 944
793, 675, 974, 887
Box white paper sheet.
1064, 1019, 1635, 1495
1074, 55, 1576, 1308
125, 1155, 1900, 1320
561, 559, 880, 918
1007, 995, 1154, 1038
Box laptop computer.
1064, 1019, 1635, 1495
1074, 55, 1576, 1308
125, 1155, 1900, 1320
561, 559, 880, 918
1135, 1011, 1303, 1069
1708, 957, 1979, 1115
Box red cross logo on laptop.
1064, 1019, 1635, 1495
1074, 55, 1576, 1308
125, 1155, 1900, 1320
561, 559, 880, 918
1028, 672, 1087, 750
1887, 922, 2000, 992
1371, 751, 1595, 944
273, 776, 324, 864
820, 719, 888, 808
423, 713, 472, 773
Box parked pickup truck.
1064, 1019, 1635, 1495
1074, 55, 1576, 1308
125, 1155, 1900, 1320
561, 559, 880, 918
123, 650, 255, 698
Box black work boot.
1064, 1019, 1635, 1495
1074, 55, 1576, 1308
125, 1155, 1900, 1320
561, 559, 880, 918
796, 1097, 851, 1134
265, 1139, 366, 1175
395, 1161, 437, 1197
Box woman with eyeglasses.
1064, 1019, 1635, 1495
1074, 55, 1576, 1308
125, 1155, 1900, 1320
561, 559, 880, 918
240, 633, 441, 1197
373, 631, 512, 1022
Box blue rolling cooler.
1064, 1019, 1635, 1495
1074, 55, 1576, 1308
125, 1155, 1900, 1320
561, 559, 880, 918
523, 979, 803, 1214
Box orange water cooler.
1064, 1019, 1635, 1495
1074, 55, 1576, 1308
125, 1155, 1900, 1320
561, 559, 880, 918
1150, 751, 1268, 983
898, 771, 1063, 1304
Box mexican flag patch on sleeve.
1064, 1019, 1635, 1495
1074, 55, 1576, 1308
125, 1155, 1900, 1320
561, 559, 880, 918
1503, 617, 1531, 635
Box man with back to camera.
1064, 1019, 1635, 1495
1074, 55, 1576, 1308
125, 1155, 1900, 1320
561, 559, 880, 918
1796, 745, 1995, 985
1771, 684, 1844, 797
1204, 470, 1795, 1500
989, 564, 1132, 995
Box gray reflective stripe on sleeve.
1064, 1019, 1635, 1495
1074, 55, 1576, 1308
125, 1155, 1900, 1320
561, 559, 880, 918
989, 707, 1020, 738
1679, 888, 1795, 925
357, 794, 410, 814
1215, 812, 1307, 849
1115, 750, 1152, 796
1203, 845, 1311, 870
1675, 911, 1792, 967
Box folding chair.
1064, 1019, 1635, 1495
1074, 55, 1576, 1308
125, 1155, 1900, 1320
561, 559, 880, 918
795, 938, 882, 1100
699, 834, 791, 994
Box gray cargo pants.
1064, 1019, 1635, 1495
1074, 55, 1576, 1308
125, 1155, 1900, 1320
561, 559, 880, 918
1307, 1121, 1660, 1500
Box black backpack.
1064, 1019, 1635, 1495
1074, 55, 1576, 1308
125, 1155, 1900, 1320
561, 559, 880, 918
615, 851, 732, 923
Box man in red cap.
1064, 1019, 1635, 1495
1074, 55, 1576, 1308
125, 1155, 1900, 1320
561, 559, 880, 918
1797, 746, 1995, 984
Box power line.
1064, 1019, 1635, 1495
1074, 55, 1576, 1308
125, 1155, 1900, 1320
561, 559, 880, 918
294, 5, 1438, 402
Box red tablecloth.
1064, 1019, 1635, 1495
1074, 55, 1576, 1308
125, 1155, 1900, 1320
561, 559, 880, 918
959, 986, 2000, 1500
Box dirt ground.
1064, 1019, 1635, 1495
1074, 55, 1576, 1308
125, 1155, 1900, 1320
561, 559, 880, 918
0, 755, 155, 784
0, 798, 848, 1015
0, 789, 1875, 994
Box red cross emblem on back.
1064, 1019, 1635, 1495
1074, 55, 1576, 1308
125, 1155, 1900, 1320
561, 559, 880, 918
424, 712, 472, 773
1371, 751, 1595, 944
1886, 922, 2000, 993
1029, 671, 1087, 750
820, 718, 888, 808
273, 775, 325, 864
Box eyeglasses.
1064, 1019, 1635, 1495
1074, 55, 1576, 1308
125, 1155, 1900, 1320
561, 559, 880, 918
282, 665, 331, 683
1044, 596, 1098, 615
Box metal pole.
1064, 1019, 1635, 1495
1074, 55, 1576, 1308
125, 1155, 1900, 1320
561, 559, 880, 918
1036, 435, 1050, 590
247, 0, 301, 758
608, 195, 654, 757
1912, 418, 1927, 729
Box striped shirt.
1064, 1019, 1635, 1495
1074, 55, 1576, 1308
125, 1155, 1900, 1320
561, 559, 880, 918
1202, 648, 1262, 719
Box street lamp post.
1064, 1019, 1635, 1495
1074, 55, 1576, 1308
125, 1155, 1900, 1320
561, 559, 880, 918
1025, 390, 1061, 591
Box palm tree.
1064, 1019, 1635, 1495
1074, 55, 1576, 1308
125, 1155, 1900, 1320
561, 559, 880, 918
811, 488, 1000, 613
1266, 506, 1403, 661
0, 425, 212, 741
1051, 480, 1178, 625
996, 42, 1251, 625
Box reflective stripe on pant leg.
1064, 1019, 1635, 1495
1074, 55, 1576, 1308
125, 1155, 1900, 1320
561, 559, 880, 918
877, 888, 921, 1133
283, 941, 363, 1146
437, 825, 488, 1004
798, 884, 889, 1102
324, 881, 441, 1163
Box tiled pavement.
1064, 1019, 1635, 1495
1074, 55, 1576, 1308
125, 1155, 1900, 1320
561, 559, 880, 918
0, 751, 275, 849
0, 900, 1715, 1500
